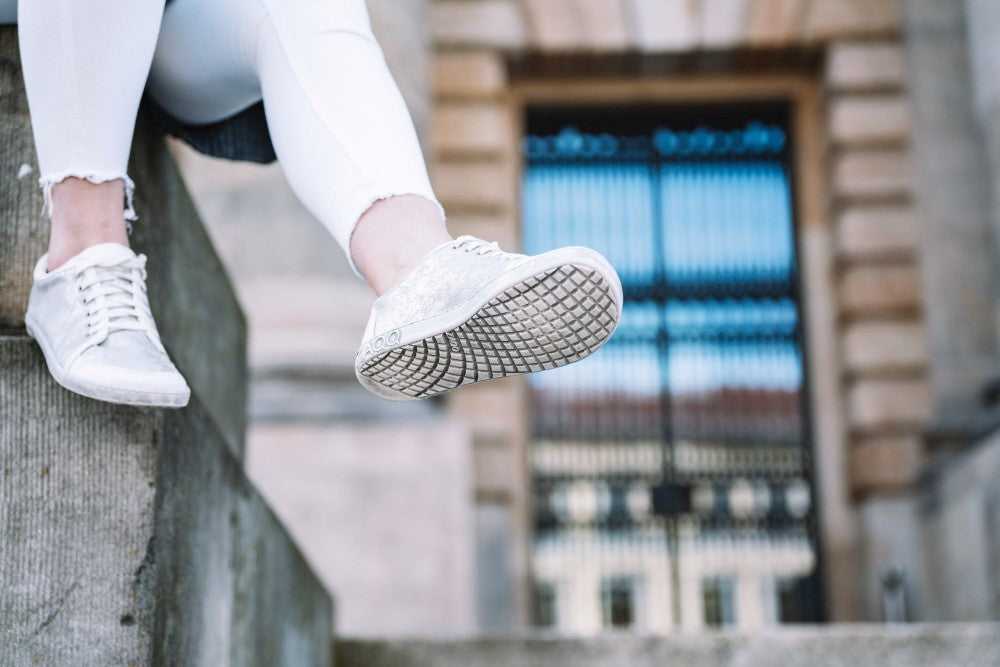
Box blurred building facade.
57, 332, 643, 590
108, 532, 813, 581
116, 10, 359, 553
171, 0, 1000, 635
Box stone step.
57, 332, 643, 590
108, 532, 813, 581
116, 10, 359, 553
334, 625, 1000, 667
0, 23, 332, 665
0, 25, 246, 458
1, 335, 332, 665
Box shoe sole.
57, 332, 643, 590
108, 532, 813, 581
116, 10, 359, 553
356, 257, 622, 400
25, 316, 190, 408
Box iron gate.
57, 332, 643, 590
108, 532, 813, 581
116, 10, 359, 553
522, 103, 822, 631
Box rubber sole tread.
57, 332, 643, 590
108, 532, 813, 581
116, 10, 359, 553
357, 265, 618, 399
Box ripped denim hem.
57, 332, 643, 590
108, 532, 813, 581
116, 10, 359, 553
38, 172, 138, 233
345, 190, 447, 281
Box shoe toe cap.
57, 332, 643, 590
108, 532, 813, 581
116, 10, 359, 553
68, 357, 191, 403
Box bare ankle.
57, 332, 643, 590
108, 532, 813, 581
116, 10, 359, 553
350, 195, 450, 295
45, 177, 130, 271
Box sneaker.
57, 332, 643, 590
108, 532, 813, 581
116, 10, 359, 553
355, 235, 623, 400
24, 243, 191, 408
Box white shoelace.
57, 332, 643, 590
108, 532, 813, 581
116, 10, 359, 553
68, 254, 163, 364
451, 235, 521, 260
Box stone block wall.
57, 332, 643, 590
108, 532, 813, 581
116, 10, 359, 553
427, 0, 928, 622
824, 35, 929, 497
0, 26, 333, 663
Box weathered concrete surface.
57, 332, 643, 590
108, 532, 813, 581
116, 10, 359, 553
150, 394, 333, 666
335, 625, 1000, 667
0, 340, 332, 666
0, 25, 246, 457
0, 28, 46, 330
0, 337, 158, 665
918, 429, 1000, 621
902, 0, 1000, 437
965, 0, 1000, 340
1, 22, 331, 664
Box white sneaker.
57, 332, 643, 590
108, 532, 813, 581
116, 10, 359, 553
355, 236, 623, 400
25, 243, 191, 408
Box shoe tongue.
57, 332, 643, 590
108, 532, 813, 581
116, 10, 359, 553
66, 243, 136, 269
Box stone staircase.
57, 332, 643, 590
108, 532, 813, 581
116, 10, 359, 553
0, 27, 331, 665
333, 625, 1000, 667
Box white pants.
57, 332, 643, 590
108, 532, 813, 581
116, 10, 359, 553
9, 0, 442, 266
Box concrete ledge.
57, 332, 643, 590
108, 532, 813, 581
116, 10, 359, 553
0, 336, 158, 664
0, 26, 247, 456
0, 29, 45, 330
0, 21, 330, 662
335, 625, 1000, 667
0, 336, 332, 665
151, 390, 333, 665
129, 110, 249, 456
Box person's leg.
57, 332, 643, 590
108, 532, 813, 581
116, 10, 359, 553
149, 0, 449, 295
348, 195, 450, 296
148, 0, 621, 400
18, 0, 189, 407
254, 0, 450, 293
243, 3, 619, 399
18, 0, 164, 269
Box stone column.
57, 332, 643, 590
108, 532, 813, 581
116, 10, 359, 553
965, 0, 1000, 345
902, 0, 1000, 446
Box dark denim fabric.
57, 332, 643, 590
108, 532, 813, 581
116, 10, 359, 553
150, 0, 277, 164
142, 94, 277, 164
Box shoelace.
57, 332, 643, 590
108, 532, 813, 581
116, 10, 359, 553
69, 254, 164, 364
451, 235, 522, 260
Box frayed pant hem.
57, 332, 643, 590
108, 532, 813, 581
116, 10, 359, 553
38, 172, 138, 229
342, 191, 447, 281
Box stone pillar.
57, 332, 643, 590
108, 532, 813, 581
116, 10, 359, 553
902, 0, 1000, 445
965, 0, 1000, 345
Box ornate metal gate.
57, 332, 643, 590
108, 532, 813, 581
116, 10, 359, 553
522, 103, 822, 632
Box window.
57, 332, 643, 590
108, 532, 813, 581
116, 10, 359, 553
703, 576, 737, 627
775, 577, 807, 623
524, 103, 821, 631
534, 581, 557, 628
601, 576, 636, 628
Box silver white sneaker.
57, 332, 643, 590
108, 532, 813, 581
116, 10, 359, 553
25, 243, 191, 408
355, 235, 623, 400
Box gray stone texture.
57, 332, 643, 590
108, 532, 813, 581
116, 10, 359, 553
1, 337, 158, 665
0, 28, 46, 331
966, 0, 1000, 342
149, 398, 333, 665
0, 26, 247, 457
0, 24, 332, 665
856, 495, 925, 621
1, 338, 332, 665
854, 425, 1000, 624
335, 625, 1000, 667
918, 430, 1000, 621
902, 0, 1000, 434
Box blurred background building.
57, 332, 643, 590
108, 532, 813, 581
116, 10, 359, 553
167, 0, 1000, 636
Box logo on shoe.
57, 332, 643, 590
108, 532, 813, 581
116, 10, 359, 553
360, 329, 402, 359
